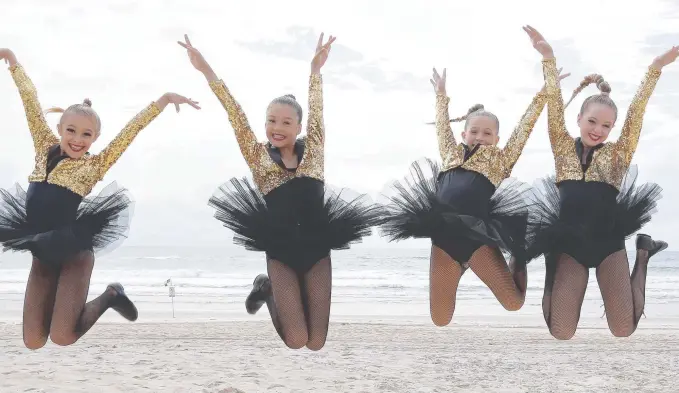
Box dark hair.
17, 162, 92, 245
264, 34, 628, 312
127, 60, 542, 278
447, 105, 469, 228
564, 74, 618, 121
451, 104, 500, 134
45, 98, 102, 133
268, 94, 303, 124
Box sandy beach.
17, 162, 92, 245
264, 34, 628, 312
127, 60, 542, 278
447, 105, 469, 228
1, 316, 678, 393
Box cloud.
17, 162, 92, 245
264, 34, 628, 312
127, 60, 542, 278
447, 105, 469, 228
237, 26, 427, 93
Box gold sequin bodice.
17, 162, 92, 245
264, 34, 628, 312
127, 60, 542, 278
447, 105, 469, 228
10, 64, 161, 197
209, 74, 325, 195
435, 90, 547, 187
542, 58, 661, 190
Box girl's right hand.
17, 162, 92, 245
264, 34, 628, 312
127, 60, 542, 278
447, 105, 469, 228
523, 25, 554, 59
430, 67, 446, 96
0, 48, 17, 67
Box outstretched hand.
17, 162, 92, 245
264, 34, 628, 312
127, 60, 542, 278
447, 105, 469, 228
430, 67, 446, 95
311, 33, 336, 74
177, 34, 217, 80
156, 92, 201, 113
651, 45, 679, 70
523, 25, 554, 59
0, 48, 17, 67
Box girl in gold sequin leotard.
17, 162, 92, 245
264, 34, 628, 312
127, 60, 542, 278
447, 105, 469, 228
178, 34, 383, 350
378, 65, 567, 327
522, 26, 674, 340
0, 48, 199, 349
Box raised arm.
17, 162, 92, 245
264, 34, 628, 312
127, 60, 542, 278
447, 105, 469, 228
1, 49, 59, 152
430, 67, 458, 167
500, 67, 570, 170
524, 26, 574, 157
302, 32, 336, 166
96, 93, 200, 175
614, 46, 676, 167
178, 35, 263, 167
500, 89, 547, 171
208, 79, 263, 167
304, 73, 324, 157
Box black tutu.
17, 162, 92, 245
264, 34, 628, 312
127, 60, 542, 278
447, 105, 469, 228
378, 158, 532, 263
208, 176, 385, 273
525, 165, 662, 268
0, 181, 133, 266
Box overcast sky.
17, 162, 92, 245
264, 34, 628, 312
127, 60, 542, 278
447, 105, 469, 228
0, 0, 677, 249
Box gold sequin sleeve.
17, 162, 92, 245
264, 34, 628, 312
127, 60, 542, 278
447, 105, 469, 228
303, 73, 324, 171
435, 94, 458, 167
500, 89, 547, 171
95, 103, 161, 176
542, 58, 573, 158
9, 64, 59, 152
614, 66, 662, 168
209, 79, 264, 168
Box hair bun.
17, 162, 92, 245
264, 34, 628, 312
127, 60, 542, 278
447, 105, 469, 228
284, 94, 296, 101
467, 103, 484, 115
82, 98, 92, 107
596, 80, 611, 95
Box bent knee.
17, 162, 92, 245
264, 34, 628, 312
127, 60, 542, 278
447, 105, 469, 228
49, 330, 79, 347
23, 335, 47, 350
283, 332, 308, 349
609, 325, 635, 338
501, 298, 525, 312
549, 325, 577, 340
306, 337, 327, 351
431, 312, 453, 327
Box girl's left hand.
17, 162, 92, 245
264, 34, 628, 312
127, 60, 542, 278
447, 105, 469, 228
311, 32, 336, 74
156, 93, 201, 112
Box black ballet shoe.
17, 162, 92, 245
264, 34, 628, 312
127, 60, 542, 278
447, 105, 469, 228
107, 283, 139, 322
245, 274, 271, 315
636, 233, 668, 259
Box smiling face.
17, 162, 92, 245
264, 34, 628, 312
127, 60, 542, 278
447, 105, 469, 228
265, 103, 302, 149
577, 99, 618, 147
57, 112, 99, 158
461, 114, 500, 148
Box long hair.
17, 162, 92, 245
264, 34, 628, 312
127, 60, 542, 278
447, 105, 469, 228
564, 74, 618, 120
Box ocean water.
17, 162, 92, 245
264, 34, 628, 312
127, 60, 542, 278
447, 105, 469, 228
1, 245, 677, 324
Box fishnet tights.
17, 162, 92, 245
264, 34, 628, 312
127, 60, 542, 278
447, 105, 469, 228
22, 251, 117, 349
265, 257, 332, 351
543, 249, 650, 340
429, 244, 527, 326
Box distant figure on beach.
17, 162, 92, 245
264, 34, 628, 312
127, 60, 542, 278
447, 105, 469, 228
0, 47, 199, 349
377, 56, 568, 326
179, 33, 383, 350
522, 25, 673, 339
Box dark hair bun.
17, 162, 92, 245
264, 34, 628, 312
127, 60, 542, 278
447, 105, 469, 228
596, 80, 612, 95
284, 94, 296, 101
467, 103, 484, 114
82, 98, 92, 107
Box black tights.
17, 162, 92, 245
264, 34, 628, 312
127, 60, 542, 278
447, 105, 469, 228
543, 248, 650, 340
22, 251, 117, 349
265, 257, 332, 350
429, 244, 527, 326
